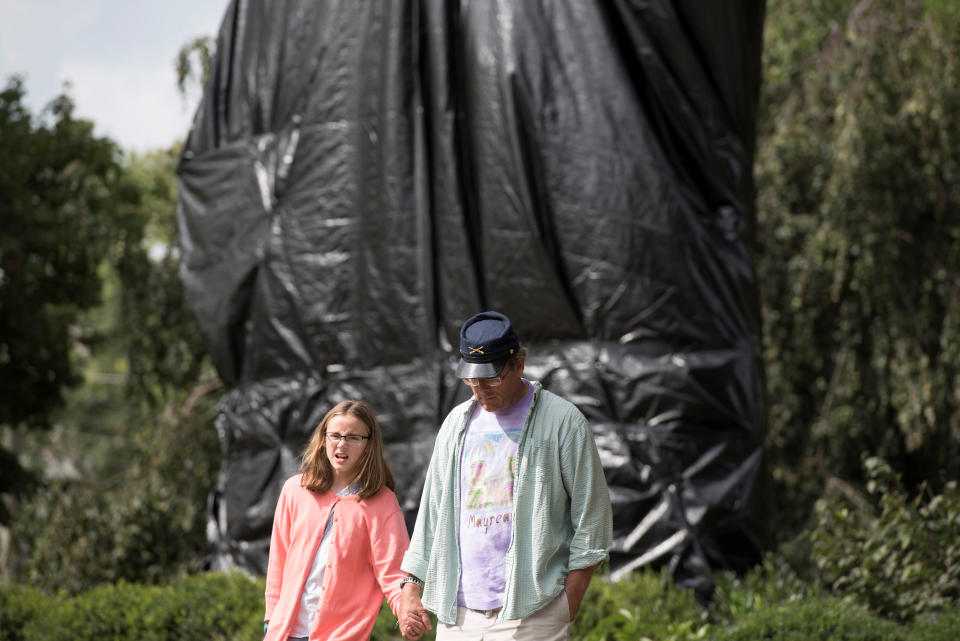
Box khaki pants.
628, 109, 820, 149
436, 592, 572, 641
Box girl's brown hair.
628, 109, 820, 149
300, 399, 396, 499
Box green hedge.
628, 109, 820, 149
2, 572, 263, 641
710, 596, 960, 641
712, 597, 903, 641
2, 568, 958, 641
0, 584, 44, 641
907, 610, 960, 641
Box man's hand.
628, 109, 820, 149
564, 564, 599, 621
398, 581, 432, 640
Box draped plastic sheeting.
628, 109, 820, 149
177, 0, 769, 598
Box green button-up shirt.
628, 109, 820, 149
401, 382, 613, 624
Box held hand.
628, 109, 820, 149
399, 583, 432, 640
401, 611, 429, 639
399, 605, 431, 638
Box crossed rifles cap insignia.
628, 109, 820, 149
468, 346, 485, 355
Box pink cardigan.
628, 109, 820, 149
264, 474, 409, 641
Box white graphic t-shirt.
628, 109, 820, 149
457, 380, 533, 610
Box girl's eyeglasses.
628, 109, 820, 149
325, 432, 370, 446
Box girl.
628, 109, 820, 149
263, 400, 426, 640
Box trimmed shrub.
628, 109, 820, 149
711, 596, 904, 641
18, 571, 262, 641
906, 609, 960, 641
3, 567, 959, 641
0, 584, 45, 641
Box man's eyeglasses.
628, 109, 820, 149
461, 362, 510, 388
325, 432, 370, 446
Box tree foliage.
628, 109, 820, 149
112, 148, 210, 404
756, 0, 960, 537
0, 76, 133, 430
11, 395, 220, 594
0, 77, 141, 526
5, 142, 220, 590
175, 36, 215, 103
1, 76, 219, 586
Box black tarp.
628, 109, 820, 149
177, 0, 769, 598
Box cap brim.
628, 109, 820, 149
456, 357, 507, 379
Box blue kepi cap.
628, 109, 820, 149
456, 311, 520, 379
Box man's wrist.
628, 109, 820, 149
400, 575, 424, 594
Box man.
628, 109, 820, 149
398, 310, 613, 640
